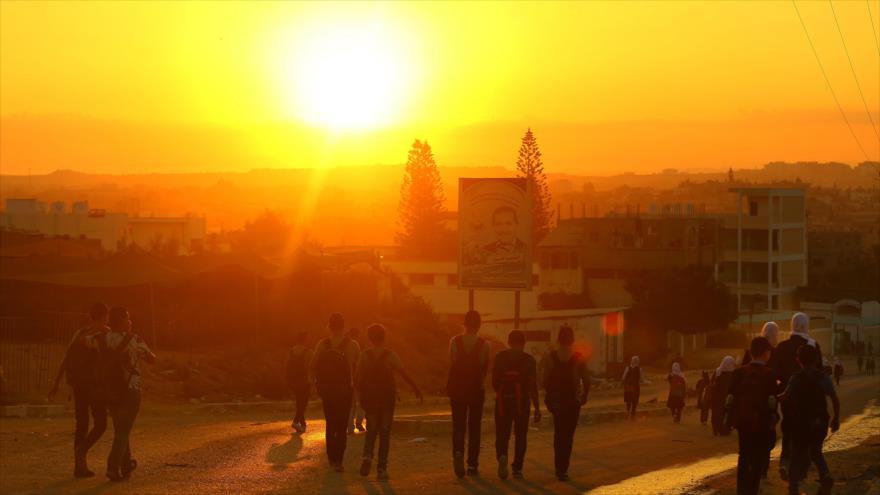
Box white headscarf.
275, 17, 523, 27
622, 355, 640, 380
790, 312, 816, 347
670, 362, 684, 377
761, 321, 779, 347
715, 355, 736, 377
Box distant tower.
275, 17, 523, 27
728, 167, 734, 183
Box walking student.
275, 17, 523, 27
356, 324, 423, 481
666, 363, 686, 423
311, 313, 359, 472
775, 312, 824, 481
542, 326, 590, 482
84, 307, 156, 482
783, 344, 839, 494
447, 310, 490, 477
711, 356, 736, 435
286, 331, 313, 433
727, 337, 778, 495
621, 356, 641, 420
48, 302, 110, 478
696, 370, 711, 426
492, 330, 540, 480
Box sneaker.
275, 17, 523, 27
466, 466, 479, 476
74, 468, 95, 479
360, 458, 372, 477
453, 453, 465, 478
105, 469, 124, 482
377, 468, 389, 481
291, 420, 298, 430
512, 470, 523, 479
333, 463, 345, 473
556, 472, 570, 482
121, 459, 137, 479
497, 456, 509, 480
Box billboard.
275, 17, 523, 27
458, 178, 533, 290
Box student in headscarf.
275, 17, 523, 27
775, 312, 823, 481
710, 355, 736, 436
695, 370, 711, 426
621, 356, 642, 420
666, 362, 686, 424
743, 322, 779, 367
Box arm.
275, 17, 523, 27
529, 359, 540, 422
825, 377, 840, 432
137, 337, 157, 364
396, 367, 423, 403
49, 329, 84, 399
579, 361, 591, 406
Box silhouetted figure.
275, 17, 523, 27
49, 302, 110, 478
286, 331, 313, 433
311, 313, 359, 472
695, 370, 711, 426
868, 356, 876, 375
711, 356, 736, 435
542, 326, 590, 482
742, 322, 779, 368
447, 310, 490, 478
357, 324, 422, 481
84, 307, 156, 482
727, 337, 778, 495
492, 330, 540, 480
621, 356, 641, 420
347, 327, 365, 433
833, 358, 844, 386
667, 363, 686, 423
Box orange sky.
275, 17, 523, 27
1, 1, 878, 175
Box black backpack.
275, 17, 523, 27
544, 351, 578, 411
314, 337, 352, 401
496, 352, 529, 417
65, 328, 98, 388
791, 368, 829, 426
286, 347, 308, 388
446, 336, 485, 401
92, 333, 134, 406
357, 349, 396, 413
733, 365, 774, 433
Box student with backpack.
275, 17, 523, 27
310, 313, 359, 472
667, 363, 686, 423
492, 330, 540, 480
447, 310, 490, 478
48, 303, 110, 478
696, 370, 711, 426
726, 337, 778, 495
83, 307, 156, 482
775, 312, 824, 481
356, 324, 423, 481
286, 331, 313, 434
621, 355, 641, 421
542, 326, 590, 482
711, 356, 736, 435
782, 344, 839, 494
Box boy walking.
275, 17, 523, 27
447, 310, 490, 477
726, 337, 778, 495
286, 331, 313, 433
492, 330, 540, 480
783, 344, 839, 494
542, 326, 590, 481
311, 313, 360, 472
356, 324, 423, 480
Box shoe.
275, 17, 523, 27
121, 459, 137, 479
105, 469, 124, 482
512, 470, 523, 479
466, 466, 479, 476
74, 448, 94, 478
356, 422, 366, 433
779, 465, 789, 482
497, 456, 509, 480
360, 458, 372, 477
377, 468, 389, 481
556, 472, 570, 482
291, 420, 297, 430
333, 463, 345, 473
453, 452, 465, 478
74, 468, 95, 478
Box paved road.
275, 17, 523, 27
2, 374, 877, 495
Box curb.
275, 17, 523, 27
0, 404, 67, 418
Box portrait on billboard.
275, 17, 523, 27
459, 178, 532, 290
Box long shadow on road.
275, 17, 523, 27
266, 433, 304, 470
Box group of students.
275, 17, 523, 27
622, 313, 842, 495
289, 310, 590, 482
856, 354, 877, 375
50, 302, 156, 481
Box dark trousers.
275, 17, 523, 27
292, 384, 310, 426
779, 402, 793, 469
625, 394, 639, 417
73, 386, 107, 455
495, 399, 529, 471
363, 405, 394, 469
789, 422, 829, 492
551, 404, 581, 475
699, 405, 710, 424
670, 406, 683, 422
450, 390, 485, 468
322, 394, 352, 465
737, 431, 772, 495
107, 389, 141, 473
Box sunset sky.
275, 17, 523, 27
1, 1, 878, 175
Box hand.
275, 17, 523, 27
533, 409, 541, 424
830, 418, 840, 433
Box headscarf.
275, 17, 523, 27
790, 312, 816, 347
670, 362, 684, 377
760, 321, 780, 347
622, 355, 640, 380
715, 355, 736, 377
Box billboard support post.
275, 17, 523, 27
514, 291, 521, 329
468, 289, 474, 312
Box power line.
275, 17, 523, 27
829, 0, 880, 141
791, 0, 871, 161
868, 0, 880, 57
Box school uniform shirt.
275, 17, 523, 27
85, 331, 153, 391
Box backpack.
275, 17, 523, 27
669, 374, 686, 399
314, 337, 352, 401
733, 365, 774, 433
65, 328, 98, 388
544, 351, 578, 411
91, 333, 134, 406
446, 336, 485, 401
286, 347, 309, 388
357, 349, 396, 413
496, 352, 528, 417
791, 369, 829, 426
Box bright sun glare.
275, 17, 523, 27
283, 22, 410, 131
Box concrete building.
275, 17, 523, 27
128, 215, 207, 254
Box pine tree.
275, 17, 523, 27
397, 139, 449, 257
516, 128, 552, 243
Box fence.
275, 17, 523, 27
0, 312, 87, 403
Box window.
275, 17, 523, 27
749, 201, 759, 216
446, 274, 459, 286
409, 273, 434, 286
772, 230, 779, 251
771, 295, 779, 310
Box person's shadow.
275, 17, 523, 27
265, 433, 304, 471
